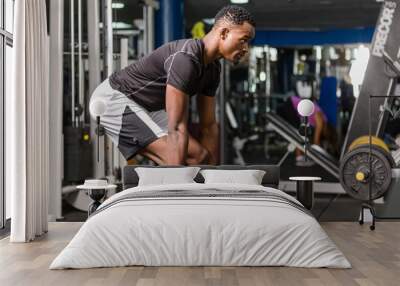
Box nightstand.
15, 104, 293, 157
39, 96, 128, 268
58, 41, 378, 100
289, 176, 321, 210
77, 180, 117, 216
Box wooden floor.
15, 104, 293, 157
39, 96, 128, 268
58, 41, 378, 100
1, 222, 400, 286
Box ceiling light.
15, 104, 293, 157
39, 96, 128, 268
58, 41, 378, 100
99, 22, 133, 29
112, 22, 132, 29
203, 18, 215, 25
315, 46, 322, 61
349, 45, 370, 98
259, 71, 266, 81
269, 47, 278, 61
230, 0, 249, 4
112, 2, 125, 9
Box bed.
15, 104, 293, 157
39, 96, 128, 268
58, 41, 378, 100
50, 165, 350, 269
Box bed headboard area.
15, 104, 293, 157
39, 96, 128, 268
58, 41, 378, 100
122, 165, 280, 190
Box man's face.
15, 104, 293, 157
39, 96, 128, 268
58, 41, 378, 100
218, 21, 255, 64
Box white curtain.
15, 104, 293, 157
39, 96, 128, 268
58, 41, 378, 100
8, 0, 49, 242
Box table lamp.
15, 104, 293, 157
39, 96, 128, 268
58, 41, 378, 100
89, 99, 106, 162
297, 99, 315, 162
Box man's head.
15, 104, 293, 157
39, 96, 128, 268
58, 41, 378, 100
213, 5, 255, 64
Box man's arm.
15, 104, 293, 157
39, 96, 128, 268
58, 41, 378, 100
165, 84, 189, 165
197, 95, 219, 165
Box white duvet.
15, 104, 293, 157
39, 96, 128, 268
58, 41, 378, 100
50, 183, 351, 269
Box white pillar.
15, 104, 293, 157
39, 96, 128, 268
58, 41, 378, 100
87, 0, 105, 178
48, 0, 64, 221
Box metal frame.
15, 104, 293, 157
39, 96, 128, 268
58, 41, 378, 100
0, 0, 4, 229
340, 0, 400, 158
0, 0, 14, 229
78, 0, 84, 125
87, 0, 105, 179
70, 0, 75, 127
142, 0, 158, 55
104, 0, 116, 179
359, 94, 400, 230
68, 0, 86, 127
48, 0, 64, 221
219, 60, 226, 164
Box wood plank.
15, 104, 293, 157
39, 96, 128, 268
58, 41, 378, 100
0, 222, 400, 286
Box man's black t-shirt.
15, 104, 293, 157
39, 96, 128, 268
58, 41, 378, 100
109, 39, 221, 111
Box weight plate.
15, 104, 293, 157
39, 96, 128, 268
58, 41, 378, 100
348, 136, 389, 153
340, 145, 393, 201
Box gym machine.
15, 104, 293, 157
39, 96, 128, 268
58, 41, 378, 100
265, 0, 400, 229
225, 101, 259, 165
49, 0, 94, 219
331, 1, 400, 229
48, 0, 159, 216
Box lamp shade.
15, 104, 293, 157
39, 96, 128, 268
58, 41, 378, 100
297, 99, 315, 117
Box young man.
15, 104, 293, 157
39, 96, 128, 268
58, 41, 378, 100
90, 5, 255, 165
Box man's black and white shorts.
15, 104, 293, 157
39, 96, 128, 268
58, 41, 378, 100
89, 79, 168, 160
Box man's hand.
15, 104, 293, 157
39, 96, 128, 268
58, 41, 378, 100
166, 84, 189, 165
197, 95, 219, 165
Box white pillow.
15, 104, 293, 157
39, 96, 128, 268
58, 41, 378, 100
135, 167, 201, 186
200, 169, 266, 185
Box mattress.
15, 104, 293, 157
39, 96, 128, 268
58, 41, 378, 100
50, 183, 351, 269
